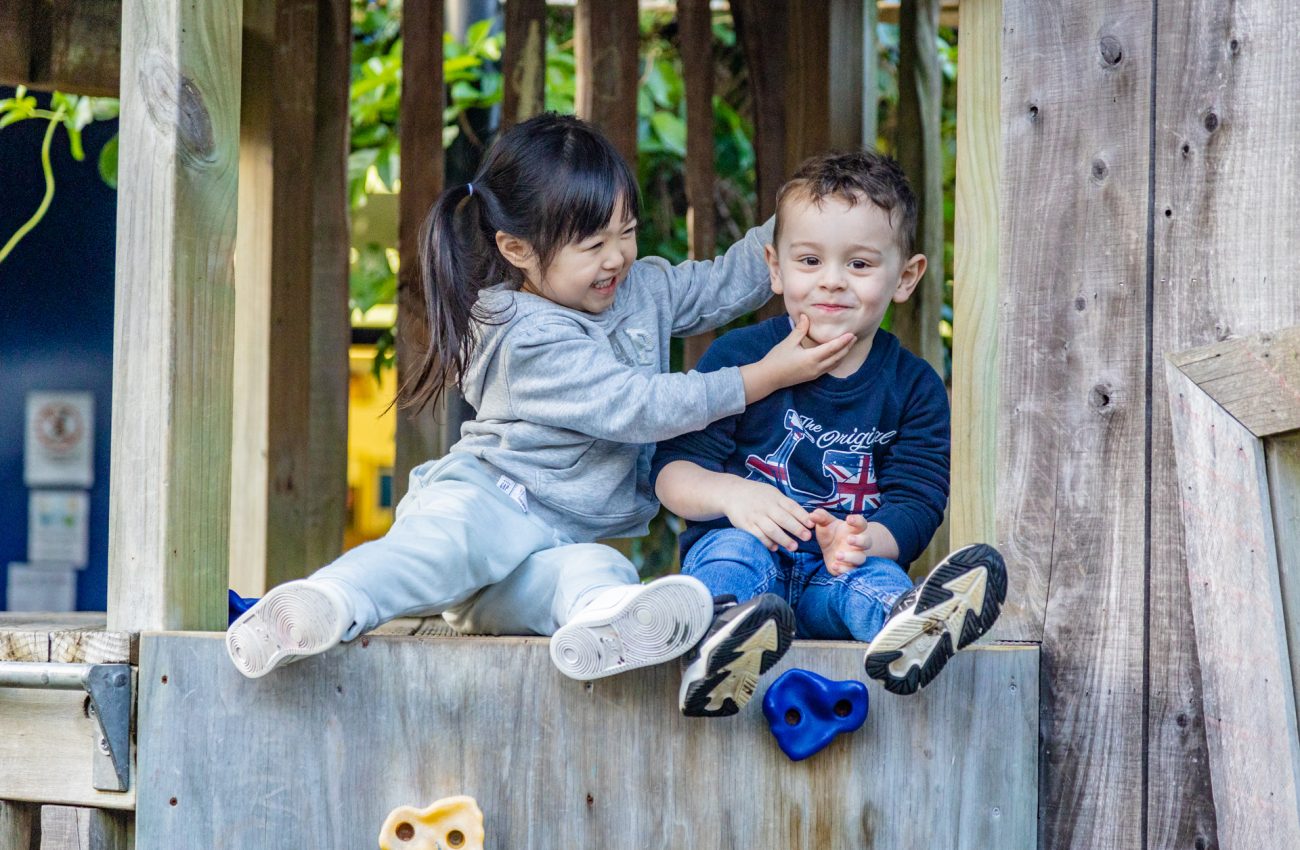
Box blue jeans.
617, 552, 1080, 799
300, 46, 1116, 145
682, 528, 913, 642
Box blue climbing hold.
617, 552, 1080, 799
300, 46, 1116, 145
762, 668, 869, 761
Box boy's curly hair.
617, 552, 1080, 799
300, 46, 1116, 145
774, 150, 918, 258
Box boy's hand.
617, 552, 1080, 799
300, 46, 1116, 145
811, 510, 872, 576
739, 315, 856, 403
722, 478, 815, 552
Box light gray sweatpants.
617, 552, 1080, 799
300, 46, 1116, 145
310, 453, 640, 640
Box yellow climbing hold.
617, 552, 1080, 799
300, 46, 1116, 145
377, 795, 485, 850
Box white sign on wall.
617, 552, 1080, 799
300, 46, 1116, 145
24, 391, 94, 487
6, 562, 77, 612
28, 490, 90, 567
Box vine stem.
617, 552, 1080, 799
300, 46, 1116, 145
0, 109, 64, 265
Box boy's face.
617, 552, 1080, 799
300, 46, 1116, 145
766, 192, 925, 351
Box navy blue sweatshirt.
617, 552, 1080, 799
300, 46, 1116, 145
652, 318, 950, 568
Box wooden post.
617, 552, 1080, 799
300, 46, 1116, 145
0, 0, 33, 86
680, 0, 716, 372
574, 0, 638, 167
502, 0, 546, 129
827, 0, 865, 152
0, 802, 39, 850
393, 0, 445, 502
731, 0, 787, 222
107, 0, 242, 632
231, 0, 320, 595
304, 0, 352, 575
862, 0, 879, 148
892, 0, 945, 376
951, 0, 1000, 550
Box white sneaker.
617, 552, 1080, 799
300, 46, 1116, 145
225, 579, 354, 679
550, 575, 714, 680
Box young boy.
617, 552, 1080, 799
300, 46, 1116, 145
654, 150, 1007, 717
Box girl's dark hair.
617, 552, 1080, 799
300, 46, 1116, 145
402, 112, 641, 413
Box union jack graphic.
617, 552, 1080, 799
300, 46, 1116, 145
745, 411, 882, 514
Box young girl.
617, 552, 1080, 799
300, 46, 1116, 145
226, 113, 854, 683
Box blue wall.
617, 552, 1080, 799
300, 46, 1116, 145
0, 88, 118, 610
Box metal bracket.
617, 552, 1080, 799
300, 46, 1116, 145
0, 661, 133, 792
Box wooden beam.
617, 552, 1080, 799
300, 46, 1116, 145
1166, 360, 1300, 849
393, 0, 445, 501
951, 0, 999, 551
0, 0, 121, 96
680, 0, 717, 371
137, 633, 1037, 847
107, 0, 242, 632
891, 0, 945, 376
0, 0, 36, 89
731, 0, 787, 222
828, 0, 866, 152
783, 0, 830, 175
1167, 326, 1300, 438
0, 802, 39, 850
574, 0, 639, 166
502, 0, 547, 129
303, 0, 352, 576
231, 0, 321, 595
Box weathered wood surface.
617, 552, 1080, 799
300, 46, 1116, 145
1166, 362, 1300, 848
680, 0, 717, 372
0, 0, 121, 96
137, 634, 1037, 849
574, 0, 638, 167
0, 801, 40, 850
1148, 4, 1300, 846
35, 807, 134, 850
0, 684, 136, 809
998, 3, 1151, 849
0, 615, 111, 662
107, 0, 242, 632
1168, 326, 1300, 438
892, 0, 945, 378
393, 0, 445, 503
730, 0, 786, 223
827, 0, 865, 152
951, 0, 1000, 550
502, 0, 546, 129
1270, 433, 1300, 746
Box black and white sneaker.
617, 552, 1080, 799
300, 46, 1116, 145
863, 543, 1008, 695
679, 594, 795, 718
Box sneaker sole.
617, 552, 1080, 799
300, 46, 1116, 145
863, 544, 1008, 695
550, 576, 714, 681
679, 596, 795, 718
225, 581, 350, 679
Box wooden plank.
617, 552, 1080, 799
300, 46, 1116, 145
0, 801, 40, 850
1148, 5, 1300, 846
108, 0, 242, 632
1270, 433, 1300, 765
49, 628, 136, 665
304, 0, 352, 576
1168, 327, 1300, 438
892, 0, 945, 376
38, 807, 86, 850
951, 0, 1000, 551
0, 686, 135, 809
393, 0, 445, 503
45, 0, 121, 96
502, 0, 546, 129
0, 614, 107, 662
679, 0, 717, 372
998, 4, 1151, 849
1166, 362, 1300, 848
231, 0, 321, 595
574, 0, 638, 167
0, 0, 35, 87
136, 633, 1036, 848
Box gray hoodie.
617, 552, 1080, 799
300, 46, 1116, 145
451, 221, 774, 543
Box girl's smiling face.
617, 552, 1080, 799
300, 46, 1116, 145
498, 198, 638, 314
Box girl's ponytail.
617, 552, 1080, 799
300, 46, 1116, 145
400, 182, 481, 413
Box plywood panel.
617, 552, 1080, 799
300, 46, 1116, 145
1167, 363, 1300, 848
108, 0, 243, 631
137, 634, 1037, 849
998, 3, 1152, 848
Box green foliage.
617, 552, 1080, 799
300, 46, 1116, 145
0, 87, 119, 265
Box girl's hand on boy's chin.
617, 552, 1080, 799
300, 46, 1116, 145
740, 315, 856, 403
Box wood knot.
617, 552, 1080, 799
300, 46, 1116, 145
1099, 35, 1123, 67
1074, 296, 1087, 311
1203, 111, 1219, 132
1090, 158, 1108, 181
1089, 384, 1114, 412
1027, 103, 1040, 123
